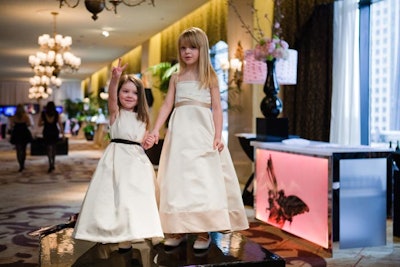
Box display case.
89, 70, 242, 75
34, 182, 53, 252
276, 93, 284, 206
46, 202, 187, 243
251, 140, 392, 256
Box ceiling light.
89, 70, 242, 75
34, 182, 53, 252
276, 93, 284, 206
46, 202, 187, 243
28, 12, 81, 99
28, 75, 60, 100
102, 30, 110, 37
58, 0, 156, 20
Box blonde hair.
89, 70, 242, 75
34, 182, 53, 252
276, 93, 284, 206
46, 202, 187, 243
177, 27, 218, 89
117, 74, 150, 129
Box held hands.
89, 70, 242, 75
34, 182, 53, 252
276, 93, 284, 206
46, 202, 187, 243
141, 130, 159, 150
111, 58, 128, 78
149, 130, 160, 145
142, 134, 156, 150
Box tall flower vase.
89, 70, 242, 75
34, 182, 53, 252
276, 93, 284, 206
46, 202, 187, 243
260, 59, 283, 118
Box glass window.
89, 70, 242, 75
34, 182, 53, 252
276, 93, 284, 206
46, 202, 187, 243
209, 41, 229, 143
369, 0, 400, 146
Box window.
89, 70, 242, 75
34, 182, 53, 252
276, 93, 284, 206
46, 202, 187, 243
367, 0, 400, 146
209, 41, 229, 143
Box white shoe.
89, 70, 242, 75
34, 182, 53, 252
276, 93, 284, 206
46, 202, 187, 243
193, 234, 211, 250
164, 234, 186, 247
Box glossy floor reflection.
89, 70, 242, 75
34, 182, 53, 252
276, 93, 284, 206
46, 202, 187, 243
2, 137, 399, 266
40, 228, 285, 267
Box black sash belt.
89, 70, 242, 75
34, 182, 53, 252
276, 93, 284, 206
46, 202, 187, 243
111, 139, 141, 146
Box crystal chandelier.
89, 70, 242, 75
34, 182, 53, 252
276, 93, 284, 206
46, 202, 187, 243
28, 76, 56, 100
58, 0, 155, 20
28, 12, 81, 99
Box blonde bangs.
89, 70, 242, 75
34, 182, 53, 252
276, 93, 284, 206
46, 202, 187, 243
178, 27, 217, 89
179, 30, 201, 48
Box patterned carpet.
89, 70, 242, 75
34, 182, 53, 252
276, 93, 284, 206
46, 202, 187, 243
0, 137, 328, 267
1, 137, 398, 266
0, 138, 102, 266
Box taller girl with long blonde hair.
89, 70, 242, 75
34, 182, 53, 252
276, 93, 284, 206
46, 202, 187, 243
150, 27, 248, 252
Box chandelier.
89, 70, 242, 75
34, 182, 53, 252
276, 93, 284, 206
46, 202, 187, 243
28, 12, 81, 99
28, 75, 59, 100
58, 0, 156, 20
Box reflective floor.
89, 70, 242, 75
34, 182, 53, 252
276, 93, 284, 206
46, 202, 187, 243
40, 228, 285, 267
1, 137, 399, 266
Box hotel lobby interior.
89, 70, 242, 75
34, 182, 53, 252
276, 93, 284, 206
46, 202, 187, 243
1, 0, 400, 266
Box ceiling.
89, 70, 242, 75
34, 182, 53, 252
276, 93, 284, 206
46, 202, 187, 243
0, 0, 209, 83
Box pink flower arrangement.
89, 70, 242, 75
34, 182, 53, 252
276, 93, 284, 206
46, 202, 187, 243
254, 36, 289, 62
228, 0, 289, 62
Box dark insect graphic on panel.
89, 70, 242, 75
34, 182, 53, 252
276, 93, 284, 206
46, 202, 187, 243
265, 154, 310, 227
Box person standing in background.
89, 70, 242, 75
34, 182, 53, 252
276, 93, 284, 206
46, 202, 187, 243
9, 104, 33, 172
0, 112, 8, 140
38, 101, 64, 173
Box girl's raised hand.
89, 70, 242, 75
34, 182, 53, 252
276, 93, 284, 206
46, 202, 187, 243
111, 58, 128, 78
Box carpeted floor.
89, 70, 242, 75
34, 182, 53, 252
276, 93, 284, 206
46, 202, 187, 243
241, 222, 328, 267
0, 138, 102, 266
0, 137, 399, 266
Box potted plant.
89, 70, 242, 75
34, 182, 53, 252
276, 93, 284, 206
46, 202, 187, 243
83, 123, 95, 141
147, 61, 179, 95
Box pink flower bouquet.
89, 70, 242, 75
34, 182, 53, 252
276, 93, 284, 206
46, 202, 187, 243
254, 36, 289, 62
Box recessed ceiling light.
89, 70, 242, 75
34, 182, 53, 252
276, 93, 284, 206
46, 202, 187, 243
102, 31, 110, 37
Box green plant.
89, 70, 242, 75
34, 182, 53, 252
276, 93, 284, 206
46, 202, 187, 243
83, 123, 95, 134
64, 96, 99, 120
84, 93, 101, 117
64, 98, 84, 119
147, 62, 179, 94
83, 123, 95, 141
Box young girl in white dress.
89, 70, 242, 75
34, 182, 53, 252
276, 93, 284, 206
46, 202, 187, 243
150, 27, 249, 251
73, 59, 164, 253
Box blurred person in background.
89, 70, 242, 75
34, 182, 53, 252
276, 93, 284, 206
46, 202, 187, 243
38, 101, 64, 173
9, 104, 33, 172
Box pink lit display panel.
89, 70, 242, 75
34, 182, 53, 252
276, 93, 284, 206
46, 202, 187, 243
255, 149, 329, 248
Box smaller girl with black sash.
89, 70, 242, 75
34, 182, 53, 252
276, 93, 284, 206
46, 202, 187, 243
73, 59, 164, 256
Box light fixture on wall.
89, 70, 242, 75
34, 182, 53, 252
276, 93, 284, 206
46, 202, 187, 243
220, 41, 244, 89
28, 12, 81, 99
100, 92, 109, 100
58, 0, 156, 20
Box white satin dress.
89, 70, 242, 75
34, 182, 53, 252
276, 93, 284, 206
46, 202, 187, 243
73, 109, 164, 243
157, 81, 249, 234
